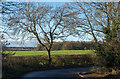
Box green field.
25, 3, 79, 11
5, 50, 94, 56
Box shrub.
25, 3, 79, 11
2, 54, 97, 79
95, 26, 120, 70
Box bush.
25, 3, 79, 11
2, 54, 97, 79
95, 26, 120, 70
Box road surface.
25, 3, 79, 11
20, 67, 91, 79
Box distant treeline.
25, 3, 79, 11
6, 41, 97, 51
6, 47, 35, 51
36, 41, 96, 51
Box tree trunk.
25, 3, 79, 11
47, 50, 52, 64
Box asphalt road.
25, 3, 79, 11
21, 67, 91, 79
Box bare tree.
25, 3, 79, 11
0, 34, 15, 61
0, 2, 24, 60
7, 3, 69, 64
63, 2, 120, 43
64, 2, 120, 69
1, 2, 25, 38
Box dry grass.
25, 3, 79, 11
78, 67, 120, 78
